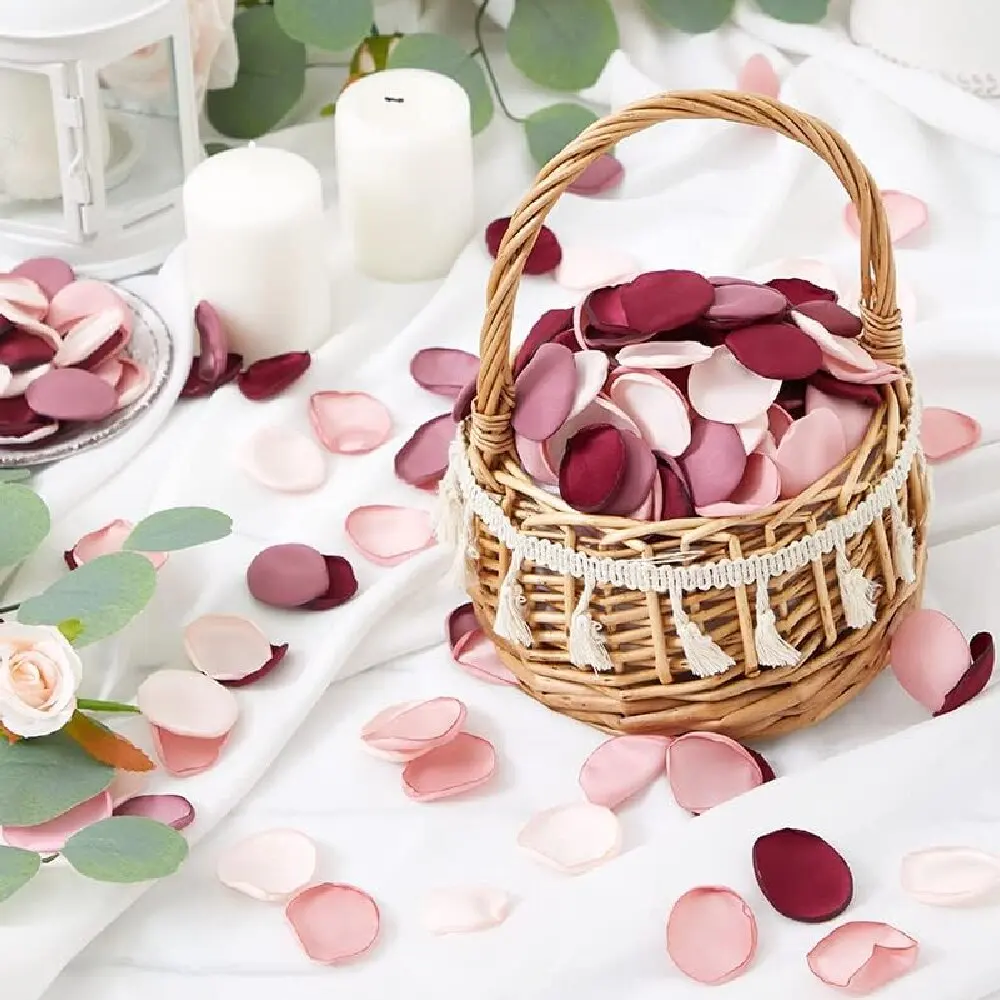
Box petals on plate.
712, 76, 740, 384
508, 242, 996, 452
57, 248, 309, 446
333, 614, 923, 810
47, 279, 131, 334
151, 726, 230, 777
114, 358, 152, 409
805, 385, 874, 453
113, 793, 195, 830
753, 827, 853, 922
246, 542, 330, 608
936, 631, 994, 716
410, 347, 480, 399
78, 328, 128, 372
136, 668, 239, 739
346, 504, 435, 566
900, 846, 1000, 906
680, 419, 747, 508
737, 53, 780, 97
920, 406, 981, 464
421, 886, 512, 934
688, 346, 781, 425
242, 425, 327, 493
846, 190, 928, 244
180, 352, 242, 399
394, 413, 455, 488
725, 322, 822, 380
559, 423, 627, 513
567, 154, 624, 196
194, 301, 229, 382
66, 518, 167, 570
616, 340, 713, 370
774, 408, 849, 499
402, 731, 497, 801
11, 257, 75, 298
1, 362, 50, 398
2, 790, 112, 853
184, 613, 287, 686
807, 921, 918, 994
608, 369, 692, 457
890, 608, 972, 713
666, 732, 764, 814
555, 244, 638, 291
309, 390, 392, 455
218, 828, 317, 901
237, 351, 311, 401
620, 270, 715, 335
0, 328, 57, 370
696, 452, 780, 516
512, 342, 576, 442
52, 309, 121, 367
517, 802, 622, 874
485, 217, 561, 276
705, 282, 787, 328
360, 697, 466, 761
579, 735, 668, 810
286, 883, 380, 964
666, 886, 758, 985
25, 367, 118, 421
451, 628, 519, 686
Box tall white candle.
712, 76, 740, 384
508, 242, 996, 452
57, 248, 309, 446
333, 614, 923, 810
335, 68, 474, 282
182, 146, 332, 360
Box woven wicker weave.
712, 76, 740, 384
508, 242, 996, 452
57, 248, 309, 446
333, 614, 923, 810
462, 91, 929, 741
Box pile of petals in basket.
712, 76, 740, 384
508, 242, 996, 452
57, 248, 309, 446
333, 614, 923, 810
0, 257, 150, 445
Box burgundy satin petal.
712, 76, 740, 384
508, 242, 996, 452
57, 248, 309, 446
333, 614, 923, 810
809, 370, 883, 406
77, 329, 128, 372
725, 322, 823, 379
746, 747, 775, 782
657, 455, 695, 519
935, 631, 994, 716
485, 217, 562, 275
237, 351, 311, 401
301, 554, 359, 610
113, 793, 195, 830
394, 413, 456, 489
559, 424, 627, 513
620, 270, 715, 335
180, 353, 243, 399
567, 154, 624, 195
765, 277, 838, 305
194, 300, 229, 382
512, 307, 574, 377
796, 299, 864, 339
0, 328, 57, 370
601, 430, 657, 516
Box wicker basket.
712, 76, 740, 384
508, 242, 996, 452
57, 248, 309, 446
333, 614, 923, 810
442, 90, 929, 742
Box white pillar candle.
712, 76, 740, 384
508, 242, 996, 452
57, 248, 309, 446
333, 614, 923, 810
182, 146, 332, 360
334, 68, 474, 282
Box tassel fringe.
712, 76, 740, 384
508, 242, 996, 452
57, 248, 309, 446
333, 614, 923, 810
889, 494, 917, 584
668, 576, 734, 678
836, 542, 880, 629
753, 578, 799, 667
434, 449, 478, 583
568, 578, 613, 673
494, 547, 532, 649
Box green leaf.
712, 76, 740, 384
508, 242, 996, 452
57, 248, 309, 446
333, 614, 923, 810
274, 0, 373, 52
206, 7, 307, 139
0, 483, 50, 567
124, 507, 232, 553
204, 142, 230, 157
387, 33, 494, 134
0, 846, 40, 902
0, 732, 113, 826
62, 817, 188, 883
755, 0, 829, 23
0, 469, 31, 483
18, 552, 157, 647
524, 103, 599, 168
507, 0, 618, 92
643, 0, 735, 31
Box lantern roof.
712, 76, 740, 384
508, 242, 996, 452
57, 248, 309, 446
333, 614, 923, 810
0, 0, 173, 40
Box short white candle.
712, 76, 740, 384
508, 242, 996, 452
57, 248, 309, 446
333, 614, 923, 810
335, 68, 474, 282
182, 146, 331, 360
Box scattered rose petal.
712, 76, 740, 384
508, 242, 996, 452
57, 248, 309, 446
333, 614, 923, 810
114, 358, 151, 408
346, 504, 435, 566
286, 883, 380, 964
402, 731, 497, 801
616, 340, 713, 370
12, 257, 74, 298
809, 370, 883, 405
900, 846, 1000, 907
667, 732, 764, 814
246, 542, 330, 609
113, 794, 195, 830
194, 301, 229, 382
180, 352, 242, 399
555, 244, 638, 291
151, 726, 229, 777
309, 390, 392, 455
567, 154, 624, 195
579, 735, 668, 810
237, 351, 311, 401
517, 802, 621, 874
451, 628, 519, 686
242, 425, 327, 493
753, 828, 854, 922
774, 408, 849, 499
47, 279, 130, 334
696, 452, 781, 516
609, 370, 692, 456
725, 322, 822, 379
920, 406, 981, 464
512, 342, 576, 442
512, 308, 574, 377
25, 367, 117, 421
846, 190, 928, 244
485, 217, 561, 276
796, 299, 863, 340
301, 554, 358, 611
137, 669, 239, 739
394, 413, 455, 488
410, 347, 480, 399
218, 828, 317, 902
807, 922, 918, 993
0, 328, 57, 370
2, 790, 112, 852
890, 608, 971, 713
680, 419, 748, 508
706, 282, 787, 328
688, 346, 781, 424
806, 385, 874, 453
666, 886, 758, 985
620, 270, 714, 335
65, 518, 167, 570
52, 309, 122, 367
446, 602, 479, 649
361, 697, 466, 761
936, 631, 994, 716
737, 52, 780, 96
559, 424, 627, 513
421, 887, 511, 934
184, 613, 287, 686
766, 276, 838, 306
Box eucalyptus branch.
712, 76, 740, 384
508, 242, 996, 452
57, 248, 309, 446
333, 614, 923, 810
77, 698, 141, 715
0, 603, 18, 614
473, 0, 525, 125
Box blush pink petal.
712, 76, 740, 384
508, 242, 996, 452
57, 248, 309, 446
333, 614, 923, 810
113, 794, 195, 830
421, 887, 512, 935
680, 418, 748, 508
52, 310, 121, 367
609, 370, 692, 456
890, 608, 972, 712
900, 846, 1000, 906
667, 732, 764, 814
737, 412, 768, 453
67, 518, 168, 570
47, 279, 131, 334
242, 425, 327, 493
807, 921, 918, 993
394, 413, 455, 488
114, 358, 151, 409
706, 283, 788, 328
936, 631, 994, 716
410, 347, 480, 399
616, 340, 713, 370
286, 883, 380, 964
517, 802, 621, 874
767, 403, 794, 443
218, 828, 317, 901
555, 244, 638, 291
666, 886, 758, 985
2, 790, 112, 852
579, 735, 668, 810
309, 390, 392, 455
137, 668, 239, 739
151, 726, 230, 777
806, 385, 874, 453
452, 628, 519, 686
360, 697, 466, 759
793, 311, 875, 369
11, 258, 75, 299
402, 731, 497, 801
688, 346, 781, 425
774, 409, 849, 499
512, 342, 577, 442
184, 613, 285, 685
823, 357, 903, 384
346, 504, 436, 566
737, 53, 780, 97
0, 275, 48, 315
920, 406, 982, 464
696, 452, 780, 516
517, 432, 559, 487
107, 767, 151, 807
567, 154, 624, 195
846, 190, 928, 244
567, 349, 610, 419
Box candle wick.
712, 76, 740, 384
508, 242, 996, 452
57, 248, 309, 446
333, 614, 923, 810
384, 96, 405, 104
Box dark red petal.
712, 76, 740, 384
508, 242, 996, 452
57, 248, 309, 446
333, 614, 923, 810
217, 643, 289, 687
766, 277, 838, 306
620, 270, 715, 335
602, 430, 657, 516
237, 351, 311, 401
746, 748, 775, 782
394, 413, 455, 489
584, 285, 631, 334
447, 602, 479, 650
301, 555, 359, 610
513, 308, 574, 377
180, 353, 243, 399
809, 370, 882, 406
753, 827, 853, 922
0, 329, 56, 370
568, 154, 624, 196
485, 217, 562, 276
559, 424, 627, 513
935, 631, 994, 716
658, 456, 695, 519
796, 299, 863, 339
77, 329, 128, 371
195, 300, 230, 382
725, 322, 823, 379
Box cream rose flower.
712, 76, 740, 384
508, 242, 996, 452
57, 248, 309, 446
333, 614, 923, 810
0, 625, 83, 738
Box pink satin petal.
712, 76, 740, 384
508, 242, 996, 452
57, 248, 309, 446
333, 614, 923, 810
66, 518, 167, 570
666, 886, 758, 985
114, 358, 152, 408
616, 340, 714, 370
91, 358, 123, 388
609, 369, 692, 456
680, 418, 747, 508
184, 614, 282, 684
545, 394, 640, 472
667, 732, 764, 814
793, 311, 876, 370
246, 542, 330, 609
767, 403, 794, 443
0, 275, 49, 315
512, 342, 577, 442
696, 451, 780, 516
394, 412, 456, 488
806, 385, 874, 453
807, 921, 918, 993
736, 412, 768, 453
345, 504, 435, 566
579, 735, 668, 810
2, 790, 112, 852
900, 847, 1000, 906
1, 363, 50, 398
107, 767, 152, 807
518, 802, 621, 874
920, 406, 982, 464
0, 302, 60, 347
218, 828, 317, 901
890, 608, 972, 712
113, 794, 195, 830
309, 390, 392, 455
286, 883, 380, 964
737, 53, 780, 97
151, 726, 230, 777
242, 426, 327, 493
555, 245, 638, 292
410, 347, 480, 399
360, 697, 466, 757
52, 309, 121, 367
137, 669, 240, 739
47, 279, 131, 334
11, 258, 75, 299
517, 432, 559, 487
452, 628, 519, 686
25, 367, 117, 422
568, 349, 610, 419
774, 409, 849, 499
688, 346, 782, 425
401, 731, 497, 801
936, 632, 994, 716
421, 886, 512, 934
446, 602, 479, 649
567, 154, 624, 196
823, 358, 903, 385
846, 190, 928, 244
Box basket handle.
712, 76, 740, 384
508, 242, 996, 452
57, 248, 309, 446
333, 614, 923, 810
473, 90, 902, 470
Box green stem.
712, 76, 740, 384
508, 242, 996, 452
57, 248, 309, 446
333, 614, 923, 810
0, 603, 19, 615
474, 0, 526, 124
77, 698, 140, 715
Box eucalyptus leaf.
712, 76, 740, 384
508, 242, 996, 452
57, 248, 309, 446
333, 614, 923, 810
507, 0, 618, 92
643, 0, 735, 31
204, 142, 230, 157
0, 483, 50, 567
0, 846, 40, 903
755, 0, 829, 23
0, 469, 31, 483
18, 552, 157, 647
124, 507, 232, 553
524, 103, 599, 168
206, 7, 307, 139
274, 0, 373, 52
0, 733, 113, 826
62, 817, 188, 883
387, 33, 494, 134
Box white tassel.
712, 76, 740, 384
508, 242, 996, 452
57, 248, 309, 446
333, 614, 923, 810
568, 577, 613, 673
835, 541, 880, 629
433, 457, 464, 551
493, 547, 532, 649
889, 493, 917, 585
668, 575, 734, 678
753, 576, 800, 667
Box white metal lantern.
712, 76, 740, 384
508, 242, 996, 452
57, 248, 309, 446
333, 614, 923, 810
0, 0, 202, 278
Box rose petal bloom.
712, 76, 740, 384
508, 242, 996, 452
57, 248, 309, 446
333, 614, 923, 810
0, 625, 83, 738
